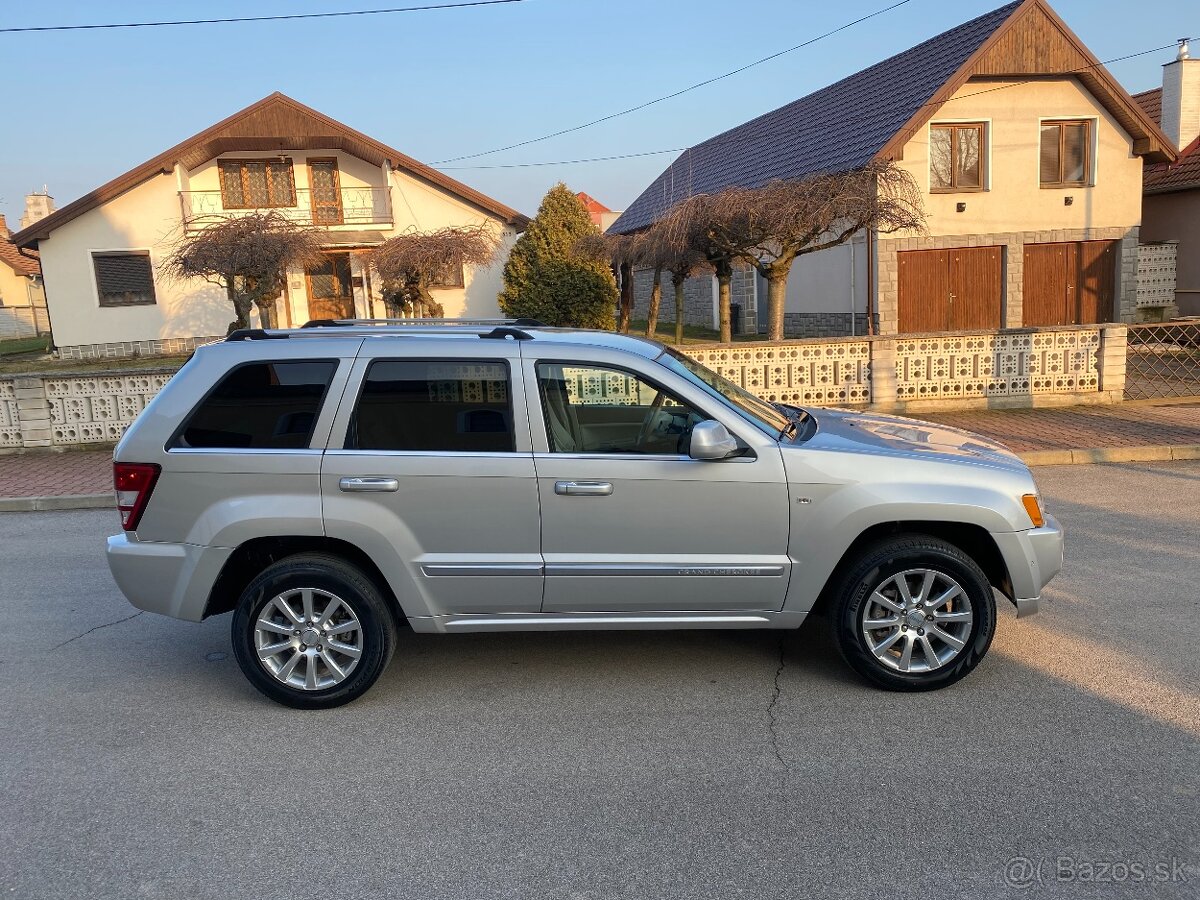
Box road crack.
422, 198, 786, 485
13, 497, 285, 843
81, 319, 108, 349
766, 634, 788, 769
51, 611, 143, 650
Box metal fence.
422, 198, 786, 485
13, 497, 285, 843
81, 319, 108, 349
1124, 321, 1200, 400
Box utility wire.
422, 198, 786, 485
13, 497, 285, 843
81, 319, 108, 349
0, 0, 526, 33
438, 39, 1183, 174
433, 0, 915, 163
439, 148, 689, 170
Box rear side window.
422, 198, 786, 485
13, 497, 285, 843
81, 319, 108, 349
176, 361, 336, 449
348, 360, 513, 452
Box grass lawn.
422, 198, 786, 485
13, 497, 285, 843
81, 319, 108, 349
0, 335, 51, 358
0, 354, 190, 376
625, 319, 761, 345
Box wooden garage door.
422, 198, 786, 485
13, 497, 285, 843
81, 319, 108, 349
898, 246, 1002, 333
1023, 240, 1116, 326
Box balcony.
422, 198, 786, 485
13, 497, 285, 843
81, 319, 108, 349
179, 187, 393, 231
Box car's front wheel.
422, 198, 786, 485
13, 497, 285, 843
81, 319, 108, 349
231, 554, 398, 709
831, 535, 996, 691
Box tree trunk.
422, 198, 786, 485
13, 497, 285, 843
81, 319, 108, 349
646, 266, 663, 338
226, 281, 254, 334
673, 276, 685, 345
618, 261, 633, 334
716, 270, 732, 343
765, 261, 793, 342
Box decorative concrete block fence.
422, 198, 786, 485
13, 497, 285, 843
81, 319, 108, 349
0, 325, 1128, 451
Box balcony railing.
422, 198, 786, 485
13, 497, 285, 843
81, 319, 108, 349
179, 187, 393, 230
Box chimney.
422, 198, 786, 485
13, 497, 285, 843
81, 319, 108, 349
1162, 38, 1200, 150
0, 214, 9, 240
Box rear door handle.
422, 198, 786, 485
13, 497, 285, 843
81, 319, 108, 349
339, 476, 399, 492
554, 481, 613, 497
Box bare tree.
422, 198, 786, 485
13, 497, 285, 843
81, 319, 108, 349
368, 225, 498, 318
706, 161, 924, 341
660, 195, 740, 343
164, 211, 324, 333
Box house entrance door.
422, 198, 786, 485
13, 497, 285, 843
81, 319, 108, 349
305, 252, 355, 321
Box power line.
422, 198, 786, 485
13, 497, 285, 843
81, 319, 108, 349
439, 148, 689, 170
434, 40, 1183, 175
0, 0, 526, 33
433, 0, 915, 164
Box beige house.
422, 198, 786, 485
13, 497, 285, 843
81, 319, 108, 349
614, 0, 1175, 336
1134, 41, 1200, 317
0, 215, 49, 340
10, 93, 528, 359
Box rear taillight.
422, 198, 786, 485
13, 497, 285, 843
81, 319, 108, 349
114, 463, 161, 531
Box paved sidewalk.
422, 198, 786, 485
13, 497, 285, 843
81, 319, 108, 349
920, 401, 1200, 453
0, 402, 1197, 507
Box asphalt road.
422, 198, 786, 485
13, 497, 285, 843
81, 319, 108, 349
2, 462, 1198, 899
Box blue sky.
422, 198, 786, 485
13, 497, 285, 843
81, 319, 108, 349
1, 0, 1194, 225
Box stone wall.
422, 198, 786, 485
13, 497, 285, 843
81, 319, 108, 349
57, 334, 224, 361
0, 324, 1130, 450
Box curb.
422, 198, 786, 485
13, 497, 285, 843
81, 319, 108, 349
1, 445, 1199, 510
0, 493, 112, 512
1019, 444, 1200, 466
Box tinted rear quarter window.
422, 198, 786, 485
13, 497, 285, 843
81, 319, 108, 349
349, 360, 513, 452
177, 360, 336, 449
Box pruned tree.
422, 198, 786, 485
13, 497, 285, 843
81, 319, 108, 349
164, 211, 324, 333
706, 161, 924, 340
368, 225, 498, 318
499, 184, 617, 329
659, 195, 739, 343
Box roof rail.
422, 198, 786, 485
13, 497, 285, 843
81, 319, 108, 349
225, 328, 289, 342
300, 317, 545, 328
480, 326, 534, 341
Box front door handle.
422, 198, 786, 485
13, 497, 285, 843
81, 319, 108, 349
339, 476, 399, 492
554, 481, 613, 497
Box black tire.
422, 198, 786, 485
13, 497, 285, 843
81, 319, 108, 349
830, 535, 996, 691
231, 553, 398, 709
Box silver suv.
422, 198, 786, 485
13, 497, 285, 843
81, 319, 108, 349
106, 320, 1063, 708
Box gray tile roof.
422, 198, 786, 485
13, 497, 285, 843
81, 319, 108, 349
611, 2, 1020, 234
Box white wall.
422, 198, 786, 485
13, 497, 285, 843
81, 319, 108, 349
37, 148, 519, 348
784, 235, 869, 317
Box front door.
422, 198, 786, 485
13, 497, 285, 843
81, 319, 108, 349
322, 347, 543, 617
526, 357, 791, 613
306, 252, 355, 321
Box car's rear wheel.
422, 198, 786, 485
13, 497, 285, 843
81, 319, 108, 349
231, 554, 397, 709
830, 535, 996, 691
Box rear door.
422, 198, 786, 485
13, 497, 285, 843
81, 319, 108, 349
322, 340, 542, 618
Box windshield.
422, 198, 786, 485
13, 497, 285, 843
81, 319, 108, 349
657, 347, 791, 437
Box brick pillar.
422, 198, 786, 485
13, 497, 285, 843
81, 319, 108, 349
13, 376, 52, 448
1097, 324, 1128, 402
867, 338, 898, 410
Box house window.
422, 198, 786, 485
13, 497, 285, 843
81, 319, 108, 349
218, 159, 296, 209
430, 262, 465, 289
1040, 120, 1091, 187
929, 123, 985, 192
93, 251, 156, 307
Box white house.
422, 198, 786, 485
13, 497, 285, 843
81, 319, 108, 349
11, 93, 528, 359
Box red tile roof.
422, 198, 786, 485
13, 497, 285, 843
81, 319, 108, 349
0, 239, 40, 277
576, 192, 612, 214
1134, 86, 1200, 193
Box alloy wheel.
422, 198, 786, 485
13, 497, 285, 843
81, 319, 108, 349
860, 568, 974, 674
254, 588, 363, 691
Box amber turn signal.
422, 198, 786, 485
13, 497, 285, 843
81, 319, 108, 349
1021, 494, 1044, 528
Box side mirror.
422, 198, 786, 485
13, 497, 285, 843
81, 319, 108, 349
689, 420, 739, 460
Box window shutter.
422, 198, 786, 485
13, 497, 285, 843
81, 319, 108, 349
94, 253, 156, 307
1039, 125, 1060, 184
1062, 123, 1088, 183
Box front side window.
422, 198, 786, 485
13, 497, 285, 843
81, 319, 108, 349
93, 251, 157, 307
176, 361, 336, 449
657, 347, 790, 437
929, 123, 985, 192
348, 360, 513, 452
218, 159, 297, 209
1040, 120, 1091, 187
537, 362, 704, 455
